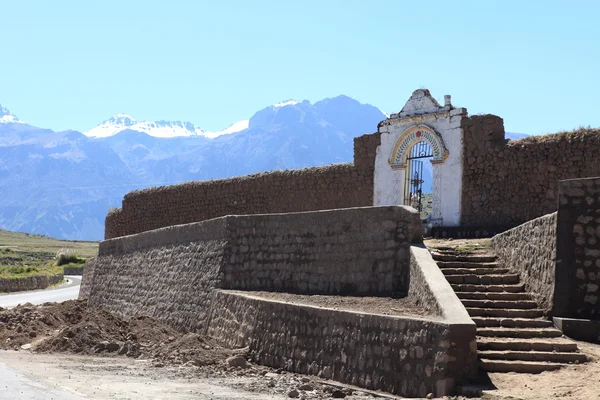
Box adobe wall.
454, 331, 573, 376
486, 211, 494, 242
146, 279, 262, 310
491, 212, 557, 313
105, 133, 381, 239
461, 118, 600, 227
556, 177, 600, 320
86, 206, 420, 331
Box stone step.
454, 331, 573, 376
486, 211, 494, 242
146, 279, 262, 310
452, 283, 524, 293
462, 299, 538, 309
431, 253, 497, 263
436, 261, 501, 269
478, 350, 587, 363
457, 292, 532, 301
441, 267, 510, 275
471, 317, 554, 328
477, 327, 563, 339
446, 274, 520, 285
478, 359, 564, 373
467, 308, 544, 318
478, 337, 579, 352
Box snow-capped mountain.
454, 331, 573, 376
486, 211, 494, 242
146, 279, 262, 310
0, 104, 22, 124
84, 114, 208, 138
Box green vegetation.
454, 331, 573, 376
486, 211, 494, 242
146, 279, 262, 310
0, 228, 98, 258
0, 229, 97, 279
453, 240, 491, 253
0, 264, 63, 279
55, 249, 87, 266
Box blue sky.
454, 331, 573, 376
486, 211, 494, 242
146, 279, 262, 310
1, 0, 599, 135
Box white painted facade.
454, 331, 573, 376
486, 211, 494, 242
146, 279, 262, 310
373, 89, 467, 226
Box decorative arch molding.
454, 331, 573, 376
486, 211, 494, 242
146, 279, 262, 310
389, 124, 449, 169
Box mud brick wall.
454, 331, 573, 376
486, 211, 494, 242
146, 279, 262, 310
105, 133, 381, 239
461, 117, 600, 227
86, 206, 420, 331
491, 213, 557, 313
207, 290, 475, 398
556, 177, 600, 319
222, 206, 421, 295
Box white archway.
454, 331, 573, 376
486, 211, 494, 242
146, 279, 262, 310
389, 124, 448, 169
388, 125, 448, 225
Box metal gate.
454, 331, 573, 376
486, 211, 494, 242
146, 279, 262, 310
403, 141, 433, 213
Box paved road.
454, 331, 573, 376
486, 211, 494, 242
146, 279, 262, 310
0, 276, 82, 308
0, 361, 85, 400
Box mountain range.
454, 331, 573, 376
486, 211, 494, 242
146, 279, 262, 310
0, 97, 527, 240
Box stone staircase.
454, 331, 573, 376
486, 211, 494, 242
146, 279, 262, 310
430, 247, 587, 373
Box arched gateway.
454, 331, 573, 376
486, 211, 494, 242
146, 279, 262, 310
374, 89, 465, 227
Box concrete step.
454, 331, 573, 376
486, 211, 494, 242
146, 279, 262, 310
457, 292, 532, 301
452, 283, 525, 293
467, 308, 544, 318
477, 337, 579, 352
477, 327, 563, 339
441, 267, 510, 275
471, 317, 554, 328
478, 350, 587, 363
461, 299, 538, 309
478, 359, 564, 373
436, 261, 501, 269
431, 253, 497, 263
446, 274, 520, 285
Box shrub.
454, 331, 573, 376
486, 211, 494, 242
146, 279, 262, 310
55, 248, 86, 266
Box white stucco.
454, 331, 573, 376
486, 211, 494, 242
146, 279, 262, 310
374, 89, 466, 227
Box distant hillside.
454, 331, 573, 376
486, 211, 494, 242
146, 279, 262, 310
0, 96, 385, 240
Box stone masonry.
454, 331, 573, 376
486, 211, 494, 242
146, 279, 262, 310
556, 177, 600, 319
491, 212, 557, 313
462, 119, 600, 228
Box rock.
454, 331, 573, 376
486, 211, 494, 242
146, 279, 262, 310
287, 389, 300, 398
226, 355, 248, 368
300, 377, 310, 383
298, 383, 314, 391
20, 343, 32, 350
332, 390, 346, 398
105, 342, 120, 352
426, 393, 433, 399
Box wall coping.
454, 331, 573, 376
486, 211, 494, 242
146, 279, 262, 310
218, 289, 445, 325
410, 245, 475, 326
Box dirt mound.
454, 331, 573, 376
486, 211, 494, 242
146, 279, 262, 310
0, 300, 237, 367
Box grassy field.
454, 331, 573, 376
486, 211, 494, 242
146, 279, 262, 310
0, 229, 98, 279
0, 229, 98, 258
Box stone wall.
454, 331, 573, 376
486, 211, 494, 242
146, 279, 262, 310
0, 273, 63, 293
78, 257, 95, 299
222, 206, 421, 295
105, 133, 380, 239
491, 213, 557, 313
207, 289, 475, 398
556, 177, 600, 320
461, 118, 600, 227
87, 206, 421, 330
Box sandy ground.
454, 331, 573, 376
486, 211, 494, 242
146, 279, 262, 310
482, 340, 600, 400
0, 350, 284, 399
